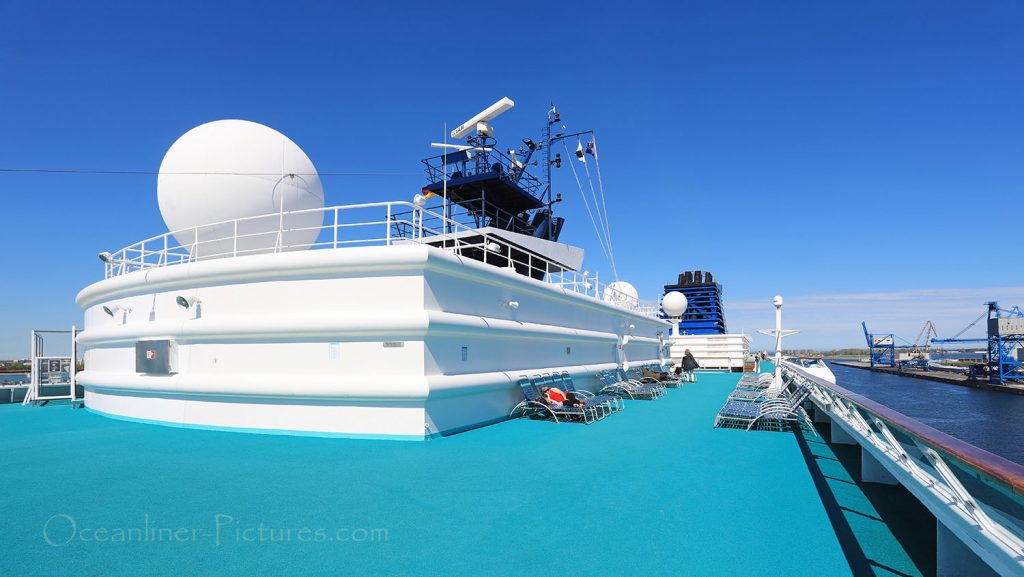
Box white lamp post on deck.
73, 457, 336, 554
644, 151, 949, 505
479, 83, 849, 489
662, 291, 689, 368
757, 295, 799, 388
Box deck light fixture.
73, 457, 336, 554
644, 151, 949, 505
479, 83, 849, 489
98, 251, 113, 263
176, 296, 201, 310
102, 304, 131, 317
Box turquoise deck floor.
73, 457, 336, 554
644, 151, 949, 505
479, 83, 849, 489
1, 371, 917, 576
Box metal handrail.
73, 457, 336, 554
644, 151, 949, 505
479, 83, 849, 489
100, 201, 658, 318
780, 360, 1024, 498
783, 360, 1024, 574
400, 198, 527, 234
421, 147, 544, 196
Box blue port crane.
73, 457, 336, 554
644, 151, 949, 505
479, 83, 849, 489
862, 321, 896, 368
888, 321, 940, 371
930, 302, 1024, 385
911, 321, 939, 355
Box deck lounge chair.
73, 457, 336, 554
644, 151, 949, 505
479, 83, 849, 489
618, 369, 666, 397
729, 379, 789, 401
536, 372, 619, 421
556, 371, 623, 415
595, 370, 662, 400
714, 385, 812, 431
669, 366, 697, 383
734, 372, 774, 391
639, 366, 683, 388
729, 388, 781, 401
509, 375, 599, 424
595, 370, 638, 400
729, 373, 776, 395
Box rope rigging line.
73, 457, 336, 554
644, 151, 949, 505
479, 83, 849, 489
577, 140, 609, 252
588, 134, 617, 281
0, 168, 419, 177
562, 141, 614, 269
578, 137, 617, 280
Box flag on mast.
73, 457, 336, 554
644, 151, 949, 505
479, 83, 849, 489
585, 140, 597, 161
575, 140, 586, 163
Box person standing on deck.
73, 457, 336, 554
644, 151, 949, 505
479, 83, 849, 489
682, 349, 700, 372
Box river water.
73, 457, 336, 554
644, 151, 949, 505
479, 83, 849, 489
827, 361, 1024, 466
0, 373, 29, 385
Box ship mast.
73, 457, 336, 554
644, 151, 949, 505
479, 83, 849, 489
542, 105, 557, 240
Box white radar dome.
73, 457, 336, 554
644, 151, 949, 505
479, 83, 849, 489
662, 291, 688, 317
773, 295, 784, 307
157, 119, 325, 259
603, 281, 640, 308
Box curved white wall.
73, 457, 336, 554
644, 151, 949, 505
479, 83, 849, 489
76, 245, 668, 438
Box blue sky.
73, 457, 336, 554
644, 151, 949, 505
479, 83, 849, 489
1, 0, 1022, 356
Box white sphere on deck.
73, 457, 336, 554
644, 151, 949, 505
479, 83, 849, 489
157, 120, 324, 259
603, 281, 639, 308
662, 291, 688, 317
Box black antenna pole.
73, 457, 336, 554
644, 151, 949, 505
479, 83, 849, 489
543, 104, 554, 240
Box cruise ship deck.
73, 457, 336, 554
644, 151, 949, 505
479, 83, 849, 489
2, 369, 927, 576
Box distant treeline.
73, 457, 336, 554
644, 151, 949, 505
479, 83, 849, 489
0, 363, 30, 372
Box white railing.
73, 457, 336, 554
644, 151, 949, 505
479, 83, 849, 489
781, 361, 1024, 575
101, 201, 662, 318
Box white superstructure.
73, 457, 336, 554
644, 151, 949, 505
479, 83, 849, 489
75, 119, 670, 440
667, 334, 751, 371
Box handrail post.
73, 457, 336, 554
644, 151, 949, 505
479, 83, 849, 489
386, 203, 392, 246
233, 220, 238, 257
917, 444, 1002, 535
28, 329, 36, 405
333, 207, 339, 248
276, 201, 284, 253
69, 325, 76, 405
162, 234, 168, 266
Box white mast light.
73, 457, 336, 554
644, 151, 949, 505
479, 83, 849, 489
758, 295, 799, 389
